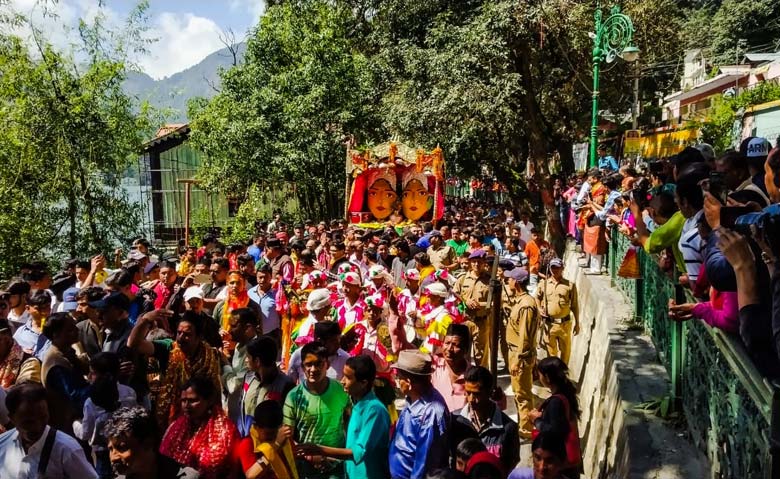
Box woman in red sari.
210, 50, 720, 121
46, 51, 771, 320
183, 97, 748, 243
160, 376, 239, 479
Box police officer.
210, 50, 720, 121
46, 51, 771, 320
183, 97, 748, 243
454, 249, 491, 366
498, 260, 518, 372
536, 258, 579, 365
504, 267, 539, 439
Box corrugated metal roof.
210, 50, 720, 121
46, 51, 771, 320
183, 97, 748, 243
745, 53, 780, 63
142, 123, 190, 151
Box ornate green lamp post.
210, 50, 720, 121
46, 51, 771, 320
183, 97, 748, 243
589, 3, 639, 168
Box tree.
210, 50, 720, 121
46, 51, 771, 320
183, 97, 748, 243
188, 0, 384, 221
370, 0, 682, 247
0, 2, 157, 276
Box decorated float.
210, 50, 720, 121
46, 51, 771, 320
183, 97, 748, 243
345, 141, 446, 228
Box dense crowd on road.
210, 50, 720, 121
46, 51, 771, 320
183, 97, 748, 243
0, 197, 585, 478
6, 135, 775, 479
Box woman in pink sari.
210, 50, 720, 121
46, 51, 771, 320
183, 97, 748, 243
562, 178, 580, 237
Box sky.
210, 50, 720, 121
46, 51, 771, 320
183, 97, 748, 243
7, 0, 266, 80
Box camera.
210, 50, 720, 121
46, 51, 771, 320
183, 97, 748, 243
735, 204, 780, 255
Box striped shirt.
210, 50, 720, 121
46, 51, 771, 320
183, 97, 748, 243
678, 210, 704, 281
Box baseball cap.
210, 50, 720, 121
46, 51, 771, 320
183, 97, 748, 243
469, 249, 487, 260
144, 262, 159, 275
550, 258, 564, 268
128, 250, 147, 261
694, 143, 715, 163
745, 137, 771, 158
429, 231, 443, 239
4, 280, 31, 296
89, 291, 130, 311
503, 268, 529, 282
183, 286, 204, 302
60, 287, 80, 312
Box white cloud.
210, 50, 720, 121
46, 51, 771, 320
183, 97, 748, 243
229, 0, 266, 22
137, 12, 225, 79
4, 1, 232, 80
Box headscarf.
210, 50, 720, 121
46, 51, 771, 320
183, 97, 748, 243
155, 341, 222, 430
159, 406, 238, 479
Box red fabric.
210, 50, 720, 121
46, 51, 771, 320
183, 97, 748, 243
531, 394, 582, 469
582, 224, 607, 255
236, 437, 256, 473
464, 451, 504, 476
159, 409, 238, 479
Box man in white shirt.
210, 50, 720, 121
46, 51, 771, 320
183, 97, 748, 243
288, 321, 349, 383
0, 383, 97, 479
516, 211, 535, 245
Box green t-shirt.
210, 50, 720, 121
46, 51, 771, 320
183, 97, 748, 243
447, 239, 469, 257
283, 378, 349, 447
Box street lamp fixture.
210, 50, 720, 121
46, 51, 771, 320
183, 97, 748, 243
621, 45, 641, 63
589, 3, 638, 168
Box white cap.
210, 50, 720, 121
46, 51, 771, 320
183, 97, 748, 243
128, 250, 147, 261
307, 288, 332, 311
183, 286, 204, 302
746, 137, 770, 158
424, 282, 449, 298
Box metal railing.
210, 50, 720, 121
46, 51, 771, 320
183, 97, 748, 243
608, 227, 778, 478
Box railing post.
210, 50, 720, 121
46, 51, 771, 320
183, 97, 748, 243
671, 283, 685, 410
771, 381, 780, 479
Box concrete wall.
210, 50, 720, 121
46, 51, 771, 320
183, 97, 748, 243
562, 249, 709, 478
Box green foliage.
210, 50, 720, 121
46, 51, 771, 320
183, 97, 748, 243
188, 0, 383, 221
0, 3, 158, 276
218, 183, 302, 245
694, 81, 780, 153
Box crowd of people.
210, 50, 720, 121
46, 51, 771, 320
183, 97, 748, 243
0, 198, 585, 478
562, 139, 780, 377
8, 133, 775, 478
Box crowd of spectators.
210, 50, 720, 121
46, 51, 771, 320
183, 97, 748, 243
563, 138, 780, 377
0, 197, 584, 478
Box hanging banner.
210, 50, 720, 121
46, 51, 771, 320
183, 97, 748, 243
623, 129, 642, 157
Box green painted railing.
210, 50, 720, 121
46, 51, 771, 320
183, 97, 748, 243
608, 228, 777, 478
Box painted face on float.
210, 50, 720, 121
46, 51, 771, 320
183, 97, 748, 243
401, 178, 431, 221
367, 178, 397, 220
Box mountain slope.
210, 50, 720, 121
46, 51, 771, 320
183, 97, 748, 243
124, 42, 246, 122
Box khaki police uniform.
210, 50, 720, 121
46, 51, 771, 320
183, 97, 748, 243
455, 271, 491, 366
536, 276, 578, 365
506, 290, 539, 438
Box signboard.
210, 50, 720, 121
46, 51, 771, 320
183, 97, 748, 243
624, 129, 642, 157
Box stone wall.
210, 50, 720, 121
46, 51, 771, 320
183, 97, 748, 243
562, 249, 709, 478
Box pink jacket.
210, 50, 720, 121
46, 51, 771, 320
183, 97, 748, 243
692, 289, 739, 334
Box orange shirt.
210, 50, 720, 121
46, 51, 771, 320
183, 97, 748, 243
524, 239, 550, 274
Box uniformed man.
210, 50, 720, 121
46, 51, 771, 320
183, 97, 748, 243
454, 249, 491, 366
427, 231, 456, 271
498, 260, 519, 372
504, 266, 539, 439
536, 258, 579, 365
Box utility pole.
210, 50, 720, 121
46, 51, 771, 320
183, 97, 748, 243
632, 63, 640, 130
177, 179, 198, 247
